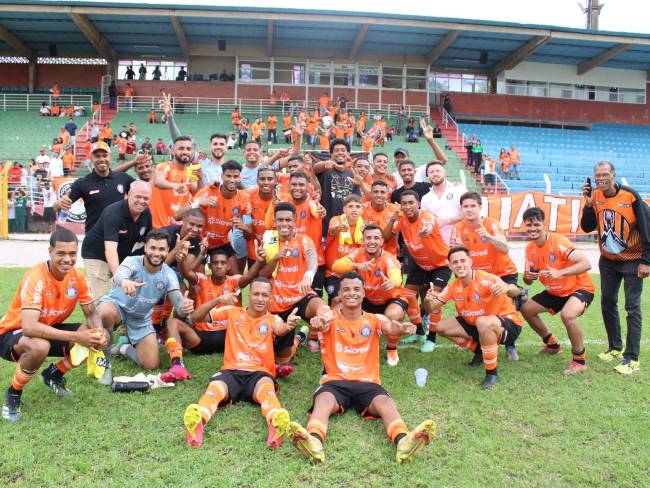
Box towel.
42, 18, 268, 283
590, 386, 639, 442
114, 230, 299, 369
338, 215, 364, 246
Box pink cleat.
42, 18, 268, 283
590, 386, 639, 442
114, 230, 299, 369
275, 364, 294, 379
161, 364, 192, 383
183, 404, 204, 447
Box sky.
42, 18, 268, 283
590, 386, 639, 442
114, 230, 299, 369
75, 0, 650, 34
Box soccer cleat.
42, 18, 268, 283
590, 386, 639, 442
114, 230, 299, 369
480, 374, 500, 389
296, 326, 309, 347
2, 389, 21, 422
563, 361, 588, 375
468, 349, 483, 367
614, 359, 640, 375
98, 367, 113, 386
40, 369, 72, 397
183, 404, 205, 447
275, 364, 294, 379
420, 340, 436, 353
396, 419, 436, 463
267, 408, 291, 448
506, 345, 519, 361
400, 334, 426, 345
598, 349, 623, 363
386, 349, 400, 367
514, 289, 528, 311
289, 421, 325, 463
308, 340, 320, 353
539, 344, 563, 355
160, 364, 192, 383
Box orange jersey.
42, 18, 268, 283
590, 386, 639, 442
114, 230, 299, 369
508, 150, 520, 164
452, 217, 517, 277
282, 115, 291, 129
150, 161, 194, 228
116, 137, 127, 154
99, 127, 112, 140
244, 189, 274, 259
192, 274, 242, 331
393, 210, 449, 270
525, 233, 595, 297
362, 138, 373, 153
62, 153, 74, 170
125, 87, 135, 97
192, 186, 251, 249
231, 111, 241, 124
319, 309, 383, 385
319, 95, 330, 108
251, 122, 261, 140
209, 306, 282, 376
372, 173, 398, 197
334, 125, 345, 139
306, 120, 318, 136
346, 249, 404, 305
437, 270, 522, 326
361, 201, 400, 255
0, 262, 94, 335
318, 134, 330, 151
267, 115, 277, 129
269, 233, 316, 313
60, 130, 70, 145
325, 215, 363, 277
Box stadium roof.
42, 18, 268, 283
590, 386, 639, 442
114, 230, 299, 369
1, 1, 650, 75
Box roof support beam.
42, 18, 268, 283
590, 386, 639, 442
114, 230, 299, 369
266, 20, 273, 57
427, 29, 460, 65
0, 23, 35, 59
69, 12, 117, 62
489, 35, 550, 78
349, 23, 368, 60
577, 43, 631, 75
169, 15, 189, 56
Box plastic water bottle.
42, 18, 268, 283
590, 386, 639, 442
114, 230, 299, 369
57, 209, 69, 225
415, 368, 428, 388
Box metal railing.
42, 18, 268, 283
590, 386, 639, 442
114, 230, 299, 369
440, 106, 466, 147
0, 94, 94, 112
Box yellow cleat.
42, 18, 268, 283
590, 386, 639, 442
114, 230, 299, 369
183, 404, 205, 447
614, 359, 640, 375
396, 419, 436, 463
597, 349, 623, 363
289, 421, 325, 463
268, 408, 291, 448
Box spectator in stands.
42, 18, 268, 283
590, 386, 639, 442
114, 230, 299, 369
465, 133, 477, 169
152, 65, 162, 80
498, 148, 510, 178
100, 123, 112, 147
89, 120, 100, 143
227, 71, 235, 81
227, 133, 237, 149
433, 125, 441, 138
270, 91, 278, 105
148, 110, 158, 124
108, 81, 117, 109
483, 155, 498, 194
156, 137, 167, 155
396, 106, 406, 135
138, 63, 147, 80
64, 117, 78, 146
580, 162, 650, 375
50, 103, 61, 117
231, 106, 242, 132
35, 147, 50, 167
124, 83, 135, 109
268, 113, 277, 144
443, 93, 452, 114
8, 161, 22, 189
219, 69, 229, 81
49, 82, 60, 102
7, 192, 15, 232
125, 65, 136, 80
65, 105, 74, 118
59, 127, 70, 147
48, 151, 64, 178
129, 122, 137, 137
92, 100, 100, 114
42, 181, 56, 233
508, 145, 521, 180
141, 136, 153, 154
238, 118, 249, 149
472, 139, 484, 175
39, 102, 51, 116
177, 66, 187, 81
51, 137, 63, 157
116, 135, 128, 163
319, 91, 330, 116
406, 117, 416, 142
11, 188, 29, 233
62, 146, 74, 177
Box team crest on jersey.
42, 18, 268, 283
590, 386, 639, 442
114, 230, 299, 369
360, 325, 372, 338
480, 236, 488, 243
139, 226, 146, 236
474, 291, 480, 303
446, 193, 453, 200
336, 326, 345, 333
258, 322, 269, 335
232, 208, 240, 216
117, 184, 124, 194
549, 253, 557, 262
292, 248, 299, 258
65, 286, 77, 298
301, 210, 307, 219
374, 268, 382, 277
156, 281, 165, 290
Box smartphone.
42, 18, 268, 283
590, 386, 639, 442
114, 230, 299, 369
584, 177, 592, 197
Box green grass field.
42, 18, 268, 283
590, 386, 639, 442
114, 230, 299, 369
0, 267, 648, 487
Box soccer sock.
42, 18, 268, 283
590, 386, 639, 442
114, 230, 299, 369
428, 309, 442, 332
543, 333, 560, 349
415, 323, 425, 336
387, 419, 408, 444
450, 337, 478, 352
197, 381, 227, 424
119, 344, 141, 366
165, 338, 184, 366
403, 289, 423, 326
386, 335, 400, 350
572, 348, 586, 365
481, 344, 499, 375
255, 382, 282, 423
427, 332, 437, 343
54, 355, 73, 376
307, 419, 328, 442
10, 364, 38, 393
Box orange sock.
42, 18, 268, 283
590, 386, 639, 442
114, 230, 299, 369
403, 289, 422, 325
481, 344, 499, 373
428, 309, 442, 332
255, 382, 282, 423
11, 364, 37, 391
55, 355, 73, 374
387, 419, 408, 443
572, 348, 586, 365
307, 419, 328, 441
165, 338, 184, 364
386, 335, 400, 350
450, 337, 477, 352
197, 381, 227, 424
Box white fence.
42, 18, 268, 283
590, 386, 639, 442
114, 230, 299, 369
0, 94, 94, 111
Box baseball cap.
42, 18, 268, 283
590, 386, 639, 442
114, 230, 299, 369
91, 141, 110, 154
394, 148, 409, 158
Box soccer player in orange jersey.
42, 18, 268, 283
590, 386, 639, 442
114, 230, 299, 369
384, 190, 451, 353
288, 272, 435, 463
424, 246, 522, 389
244, 166, 276, 269
332, 225, 423, 367
182, 278, 307, 449
520, 207, 595, 375
362, 181, 400, 255
1, 229, 108, 421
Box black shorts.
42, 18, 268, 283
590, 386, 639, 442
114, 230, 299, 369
457, 316, 521, 346
312, 265, 326, 296
274, 293, 320, 351
324, 276, 340, 304
209, 369, 277, 404
312, 380, 390, 418
43, 207, 56, 223
531, 290, 594, 315
190, 330, 226, 354
362, 298, 407, 315
0, 323, 80, 362
406, 263, 452, 289
484, 174, 496, 184
500, 273, 519, 286
209, 242, 235, 257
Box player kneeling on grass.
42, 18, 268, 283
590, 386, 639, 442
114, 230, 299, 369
183, 277, 307, 449
1, 229, 109, 421
289, 272, 436, 464
97, 229, 194, 385
424, 246, 523, 389
520, 207, 595, 375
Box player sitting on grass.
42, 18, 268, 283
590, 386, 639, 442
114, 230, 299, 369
182, 277, 308, 449
97, 229, 194, 384
289, 272, 436, 464
520, 207, 595, 375
1, 229, 109, 421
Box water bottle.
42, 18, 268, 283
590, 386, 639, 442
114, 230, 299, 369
57, 209, 69, 225
415, 368, 428, 388
111, 381, 150, 393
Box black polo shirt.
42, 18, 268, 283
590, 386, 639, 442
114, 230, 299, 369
68, 169, 134, 233
81, 199, 152, 263
390, 182, 430, 204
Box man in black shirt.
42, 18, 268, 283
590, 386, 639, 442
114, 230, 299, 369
53, 141, 135, 233
158, 209, 205, 280
81, 181, 152, 297
390, 159, 430, 203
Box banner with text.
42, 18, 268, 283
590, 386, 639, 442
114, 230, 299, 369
53, 177, 85, 234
